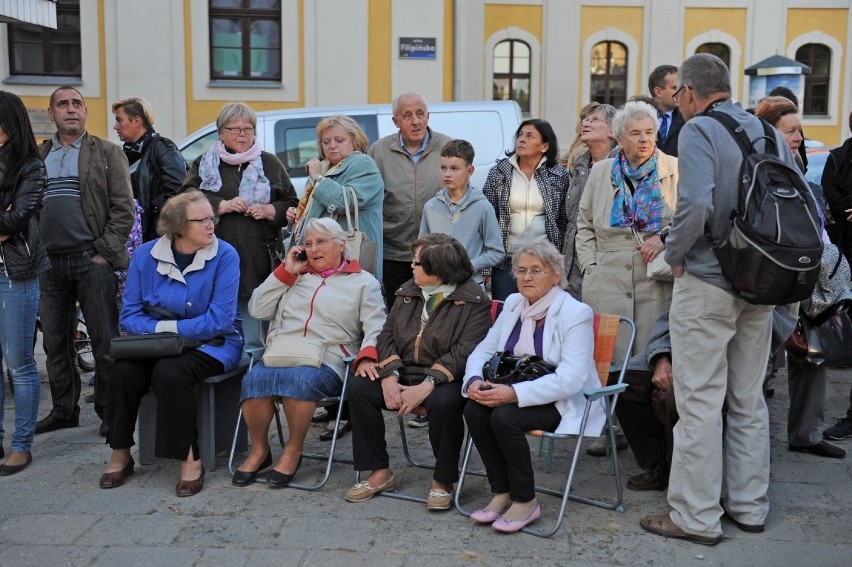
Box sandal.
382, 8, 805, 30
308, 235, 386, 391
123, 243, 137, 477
319, 419, 350, 441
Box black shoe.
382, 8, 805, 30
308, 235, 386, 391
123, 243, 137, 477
789, 440, 846, 459
319, 419, 350, 442
627, 466, 667, 491
232, 451, 273, 486
722, 509, 765, 533
85, 393, 95, 404
823, 418, 852, 441
267, 456, 302, 488
99, 420, 109, 438
0, 447, 4, 460
35, 412, 79, 434
0, 452, 32, 476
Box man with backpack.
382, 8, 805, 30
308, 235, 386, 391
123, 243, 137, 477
640, 54, 808, 545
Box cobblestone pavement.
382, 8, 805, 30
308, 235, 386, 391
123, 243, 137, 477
1, 346, 850, 566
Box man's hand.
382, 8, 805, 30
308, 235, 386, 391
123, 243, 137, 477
651, 356, 673, 392
672, 265, 684, 277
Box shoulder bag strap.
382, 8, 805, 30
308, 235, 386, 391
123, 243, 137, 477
339, 183, 355, 236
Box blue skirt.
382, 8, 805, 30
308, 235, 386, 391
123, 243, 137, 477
240, 361, 342, 403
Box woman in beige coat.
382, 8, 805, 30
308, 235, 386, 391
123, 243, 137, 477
576, 101, 678, 356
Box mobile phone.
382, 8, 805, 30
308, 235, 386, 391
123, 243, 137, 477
479, 384, 493, 391
297, 250, 308, 261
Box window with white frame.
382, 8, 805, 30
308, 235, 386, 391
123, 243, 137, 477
7, 0, 81, 77
590, 41, 627, 107
209, 0, 281, 81
795, 43, 830, 116
492, 39, 531, 114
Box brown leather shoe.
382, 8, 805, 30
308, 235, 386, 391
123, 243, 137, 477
176, 466, 205, 497
99, 456, 135, 489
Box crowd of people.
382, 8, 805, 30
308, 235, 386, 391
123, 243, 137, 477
1, 52, 851, 541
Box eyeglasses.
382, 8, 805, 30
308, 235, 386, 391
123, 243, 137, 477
187, 217, 219, 227
222, 126, 255, 135
514, 267, 553, 278
411, 260, 423, 267
672, 84, 690, 103
303, 238, 332, 249
582, 116, 605, 125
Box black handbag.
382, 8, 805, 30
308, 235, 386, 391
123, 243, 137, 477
785, 301, 852, 367
110, 332, 203, 360
482, 351, 557, 385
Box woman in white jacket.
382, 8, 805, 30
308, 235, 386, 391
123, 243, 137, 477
462, 241, 604, 533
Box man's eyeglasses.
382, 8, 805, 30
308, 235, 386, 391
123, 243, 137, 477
222, 127, 255, 135
672, 84, 690, 103
187, 217, 219, 227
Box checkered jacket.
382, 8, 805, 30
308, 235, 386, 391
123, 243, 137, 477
482, 157, 569, 270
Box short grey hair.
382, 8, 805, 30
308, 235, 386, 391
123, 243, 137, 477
612, 101, 659, 141
512, 241, 567, 288
591, 103, 618, 129
216, 102, 257, 132
392, 92, 428, 116
304, 217, 347, 246
678, 53, 731, 100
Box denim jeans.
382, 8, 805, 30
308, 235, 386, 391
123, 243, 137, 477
490, 262, 518, 302
0, 271, 41, 452
39, 251, 119, 420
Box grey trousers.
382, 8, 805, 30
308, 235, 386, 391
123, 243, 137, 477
667, 273, 773, 537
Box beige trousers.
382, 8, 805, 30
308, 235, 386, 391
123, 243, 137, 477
667, 273, 773, 536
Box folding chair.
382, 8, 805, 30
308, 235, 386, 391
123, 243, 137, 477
375, 300, 506, 503
454, 313, 636, 538
227, 351, 354, 491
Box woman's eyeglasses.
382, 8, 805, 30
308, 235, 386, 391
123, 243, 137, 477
514, 267, 553, 278
187, 217, 219, 227
222, 127, 255, 135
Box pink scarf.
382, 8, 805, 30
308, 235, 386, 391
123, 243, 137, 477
198, 139, 270, 205
513, 286, 560, 356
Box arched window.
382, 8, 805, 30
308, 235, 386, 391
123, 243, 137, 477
492, 40, 531, 114
795, 43, 831, 115
696, 42, 731, 69
590, 41, 627, 107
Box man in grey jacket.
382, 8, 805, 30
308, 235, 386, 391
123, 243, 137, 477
368, 93, 451, 307
640, 54, 798, 545
35, 87, 135, 437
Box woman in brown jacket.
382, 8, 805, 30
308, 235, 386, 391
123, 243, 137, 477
345, 233, 492, 509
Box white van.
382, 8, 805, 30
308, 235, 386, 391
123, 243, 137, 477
177, 100, 523, 196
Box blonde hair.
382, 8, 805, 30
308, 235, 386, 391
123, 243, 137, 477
315, 115, 369, 158
111, 96, 155, 129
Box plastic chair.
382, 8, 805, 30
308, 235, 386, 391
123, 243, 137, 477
227, 351, 354, 491
454, 313, 636, 538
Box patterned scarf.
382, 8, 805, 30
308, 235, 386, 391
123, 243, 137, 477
420, 283, 457, 328
198, 139, 270, 206
122, 128, 157, 166
609, 149, 663, 232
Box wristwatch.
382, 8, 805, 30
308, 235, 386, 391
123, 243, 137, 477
423, 376, 439, 387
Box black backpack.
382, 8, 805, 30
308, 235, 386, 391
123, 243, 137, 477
706, 111, 823, 305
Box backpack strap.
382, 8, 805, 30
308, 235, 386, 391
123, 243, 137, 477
705, 110, 754, 159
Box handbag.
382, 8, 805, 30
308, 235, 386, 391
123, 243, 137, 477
632, 227, 673, 282
801, 242, 852, 319
110, 332, 203, 360
263, 334, 327, 368
785, 301, 852, 367
340, 185, 378, 276
482, 351, 557, 385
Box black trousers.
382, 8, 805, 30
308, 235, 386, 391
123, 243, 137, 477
382, 260, 413, 310
463, 399, 560, 502
106, 350, 223, 460
348, 376, 466, 485
612, 369, 676, 473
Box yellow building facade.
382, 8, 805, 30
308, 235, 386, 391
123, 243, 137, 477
1, 0, 850, 146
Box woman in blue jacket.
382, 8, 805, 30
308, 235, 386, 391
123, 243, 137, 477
99, 190, 243, 497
